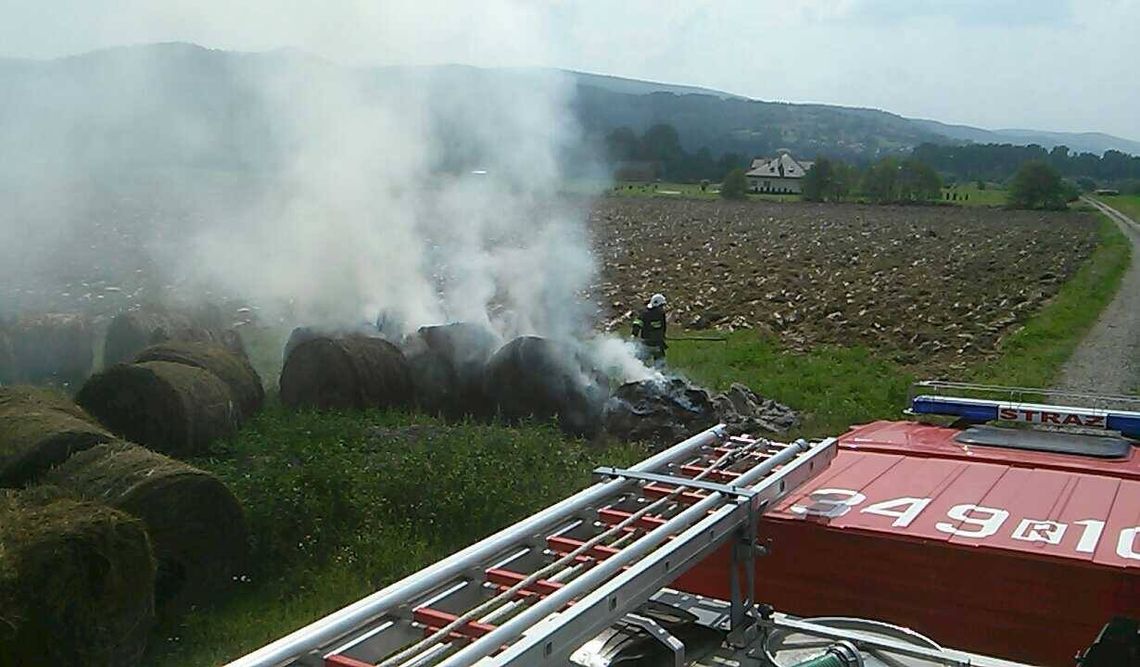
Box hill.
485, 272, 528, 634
0, 42, 1136, 178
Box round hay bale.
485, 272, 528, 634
283, 326, 323, 363
0, 385, 94, 421
103, 308, 245, 367
404, 323, 499, 419
483, 336, 609, 438
0, 487, 155, 666
0, 386, 114, 487
135, 342, 264, 419
46, 442, 249, 615
7, 313, 94, 387
75, 361, 240, 457
0, 329, 14, 385
280, 335, 413, 411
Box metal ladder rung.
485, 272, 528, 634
642, 482, 709, 504
678, 464, 745, 482
326, 655, 377, 667
598, 507, 670, 530
484, 569, 565, 597
413, 608, 496, 640
545, 535, 620, 561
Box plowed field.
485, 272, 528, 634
591, 199, 1099, 371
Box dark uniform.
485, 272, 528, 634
631, 305, 667, 361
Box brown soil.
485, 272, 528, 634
590, 199, 1098, 370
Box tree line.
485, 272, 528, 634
912, 142, 1140, 186
799, 157, 942, 203
605, 123, 1124, 209
603, 124, 745, 182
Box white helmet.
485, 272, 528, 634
648, 293, 667, 308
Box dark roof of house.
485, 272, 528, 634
745, 153, 813, 179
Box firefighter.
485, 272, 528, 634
631, 293, 668, 363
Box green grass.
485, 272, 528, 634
668, 336, 913, 438
608, 181, 800, 202
146, 409, 643, 666
1102, 194, 1140, 221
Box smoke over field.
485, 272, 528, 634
0, 23, 616, 370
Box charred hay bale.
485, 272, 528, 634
46, 442, 248, 615
76, 362, 240, 457
603, 378, 718, 446
6, 313, 94, 387
0, 487, 155, 666
135, 342, 264, 419
483, 336, 609, 438
0, 387, 115, 487
403, 323, 499, 418
280, 336, 413, 411
103, 309, 245, 367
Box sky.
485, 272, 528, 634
1, 0, 1137, 141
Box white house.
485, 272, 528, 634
744, 152, 814, 194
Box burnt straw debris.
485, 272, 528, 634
603, 378, 798, 447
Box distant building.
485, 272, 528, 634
745, 151, 813, 194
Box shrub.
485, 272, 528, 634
720, 168, 748, 200
1007, 161, 1069, 210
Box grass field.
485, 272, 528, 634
1102, 194, 1140, 221
149, 207, 1131, 666
146, 413, 643, 666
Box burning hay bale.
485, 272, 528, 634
103, 308, 245, 367
46, 442, 248, 615
483, 336, 609, 438
76, 361, 240, 457
135, 342, 264, 419
3, 313, 94, 387
403, 322, 500, 418
603, 379, 799, 446
280, 335, 413, 411
0, 487, 155, 666
0, 386, 115, 487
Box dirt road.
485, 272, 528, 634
1054, 198, 1140, 395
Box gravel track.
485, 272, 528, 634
1054, 198, 1140, 396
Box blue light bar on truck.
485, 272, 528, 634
911, 395, 1140, 440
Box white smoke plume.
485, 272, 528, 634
177, 59, 601, 341
0, 4, 657, 382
